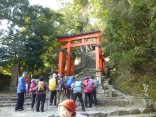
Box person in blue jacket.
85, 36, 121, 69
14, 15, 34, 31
15, 71, 27, 111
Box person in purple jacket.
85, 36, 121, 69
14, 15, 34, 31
15, 71, 27, 111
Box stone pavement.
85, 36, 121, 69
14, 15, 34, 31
1, 104, 156, 117
0, 83, 156, 117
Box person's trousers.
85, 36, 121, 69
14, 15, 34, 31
84, 92, 93, 107
50, 90, 57, 105
92, 89, 97, 105
73, 93, 85, 109
36, 93, 46, 111
31, 93, 36, 108
15, 93, 24, 110
57, 91, 64, 106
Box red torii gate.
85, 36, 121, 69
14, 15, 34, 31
57, 31, 105, 76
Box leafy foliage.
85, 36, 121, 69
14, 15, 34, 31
98, 0, 156, 100
62, 0, 156, 100
0, 0, 63, 73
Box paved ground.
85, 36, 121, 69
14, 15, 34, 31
0, 84, 156, 117
1, 104, 156, 117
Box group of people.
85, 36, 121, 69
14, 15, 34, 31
15, 71, 99, 115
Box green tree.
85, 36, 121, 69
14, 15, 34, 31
0, 0, 63, 89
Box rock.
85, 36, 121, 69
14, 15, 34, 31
94, 113, 107, 117
129, 109, 141, 114
142, 108, 156, 114
109, 110, 129, 116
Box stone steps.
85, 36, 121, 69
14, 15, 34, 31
0, 94, 51, 107
107, 114, 156, 117
78, 106, 156, 117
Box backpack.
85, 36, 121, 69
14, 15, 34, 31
30, 82, 37, 92
49, 78, 57, 91
93, 79, 99, 88
57, 78, 64, 91
74, 81, 82, 93
38, 81, 45, 91
25, 83, 29, 93
66, 76, 75, 88
84, 79, 94, 93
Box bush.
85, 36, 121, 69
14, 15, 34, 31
0, 74, 11, 91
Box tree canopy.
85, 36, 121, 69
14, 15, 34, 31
0, 0, 63, 73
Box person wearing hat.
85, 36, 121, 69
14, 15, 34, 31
71, 79, 85, 111
15, 71, 27, 111
36, 76, 49, 112
58, 99, 87, 117
29, 78, 38, 109
83, 76, 93, 108
56, 74, 65, 106
49, 73, 58, 106
48, 70, 54, 79
90, 76, 99, 106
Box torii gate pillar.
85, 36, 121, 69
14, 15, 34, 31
66, 42, 71, 75
58, 49, 65, 74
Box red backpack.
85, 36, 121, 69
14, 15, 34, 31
30, 82, 37, 92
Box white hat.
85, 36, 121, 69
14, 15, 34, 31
53, 73, 57, 78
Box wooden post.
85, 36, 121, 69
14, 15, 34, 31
95, 45, 100, 70
66, 42, 71, 75
58, 49, 64, 74
101, 56, 105, 74
71, 60, 75, 75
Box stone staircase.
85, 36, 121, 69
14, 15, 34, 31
0, 95, 32, 107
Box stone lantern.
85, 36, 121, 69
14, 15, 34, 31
96, 67, 102, 84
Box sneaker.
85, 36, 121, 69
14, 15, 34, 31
18, 109, 22, 111
89, 106, 92, 108
41, 110, 44, 112
36, 110, 39, 112
50, 103, 52, 106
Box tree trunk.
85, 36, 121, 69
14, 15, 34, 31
9, 64, 19, 91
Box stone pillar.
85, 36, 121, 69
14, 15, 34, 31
96, 68, 102, 84
96, 73, 101, 84
109, 85, 113, 97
